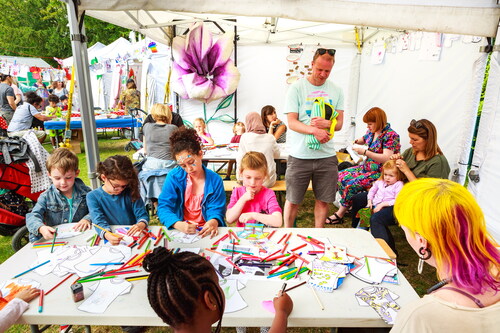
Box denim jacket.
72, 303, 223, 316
26, 178, 92, 242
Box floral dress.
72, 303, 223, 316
337, 123, 400, 207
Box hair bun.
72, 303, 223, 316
143, 247, 173, 273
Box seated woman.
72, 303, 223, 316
7, 91, 53, 142
326, 107, 400, 224
391, 178, 500, 332
261, 105, 287, 143
142, 103, 177, 171
351, 119, 450, 253
237, 112, 280, 188
157, 127, 226, 238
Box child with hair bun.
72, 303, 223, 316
157, 127, 226, 238
86, 155, 149, 245
144, 247, 293, 333
226, 151, 282, 227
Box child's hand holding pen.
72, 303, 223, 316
39, 225, 56, 240
197, 219, 219, 239
104, 232, 123, 246
175, 220, 198, 234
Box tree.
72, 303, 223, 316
0, 0, 129, 67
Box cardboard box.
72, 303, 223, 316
69, 129, 83, 154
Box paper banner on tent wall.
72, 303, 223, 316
171, 22, 240, 104
371, 41, 386, 65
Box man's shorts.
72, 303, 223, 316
285, 155, 338, 204
8, 129, 46, 140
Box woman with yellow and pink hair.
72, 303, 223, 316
391, 178, 500, 332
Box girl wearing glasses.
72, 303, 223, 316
157, 127, 226, 238
86, 155, 149, 245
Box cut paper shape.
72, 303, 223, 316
308, 259, 349, 292
169, 230, 201, 244
351, 257, 396, 284
261, 300, 275, 313
32, 245, 131, 277
355, 286, 400, 324
0, 279, 41, 310
220, 279, 247, 313
51, 223, 84, 239
78, 278, 132, 314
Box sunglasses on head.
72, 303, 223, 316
316, 48, 336, 56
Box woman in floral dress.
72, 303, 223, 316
326, 107, 400, 224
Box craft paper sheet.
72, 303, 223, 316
219, 279, 247, 313
78, 278, 132, 314
307, 259, 348, 292
355, 286, 400, 324
351, 257, 396, 284
0, 279, 41, 310
169, 230, 201, 244
32, 245, 131, 277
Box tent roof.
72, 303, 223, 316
78, 0, 500, 46
63, 41, 106, 67
0, 55, 51, 68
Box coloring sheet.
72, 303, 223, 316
320, 244, 351, 263
78, 278, 132, 314
308, 259, 349, 292
355, 286, 400, 324
50, 223, 85, 239
351, 257, 396, 284
237, 224, 269, 240
219, 279, 247, 313
169, 230, 200, 244
33, 245, 131, 277
0, 279, 41, 310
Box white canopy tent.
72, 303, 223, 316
61, 0, 500, 240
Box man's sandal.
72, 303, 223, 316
325, 212, 344, 224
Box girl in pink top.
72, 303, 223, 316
226, 151, 282, 227
367, 160, 405, 213
193, 118, 214, 145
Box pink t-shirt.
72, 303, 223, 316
183, 176, 205, 225
230, 135, 241, 143
199, 132, 212, 144
228, 186, 282, 227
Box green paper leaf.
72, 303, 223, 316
215, 93, 234, 111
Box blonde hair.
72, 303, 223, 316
379, 160, 404, 182
46, 148, 79, 174
240, 152, 268, 178
394, 178, 500, 294
150, 104, 172, 123
233, 122, 245, 134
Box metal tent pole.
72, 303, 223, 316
65, 0, 100, 189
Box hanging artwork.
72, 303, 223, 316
171, 22, 240, 104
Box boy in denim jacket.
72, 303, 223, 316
26, 148, 92, 242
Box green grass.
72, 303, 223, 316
1, 136, 438, 332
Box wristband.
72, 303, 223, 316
363, 149, 367, 156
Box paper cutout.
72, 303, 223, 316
307, 259, 348, 292
355, 286, 400, 324
0, 279, 41, 310
169, 230, 201, 244
261, 300, 275, 313
220, 279, 247, 313
32, 245, 131, 277
50, 223, 84, 239
78, 278, 132, 314
351, 257, 396, 284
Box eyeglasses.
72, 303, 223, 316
316, 48, 336, 57
410, 119, 427, 131
108, 179, 129, 190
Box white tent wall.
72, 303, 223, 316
355, 34, 488, 175
173, 44, 357, 146
467, 54, 500, 242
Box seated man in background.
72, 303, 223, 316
7, 91, 54, 142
